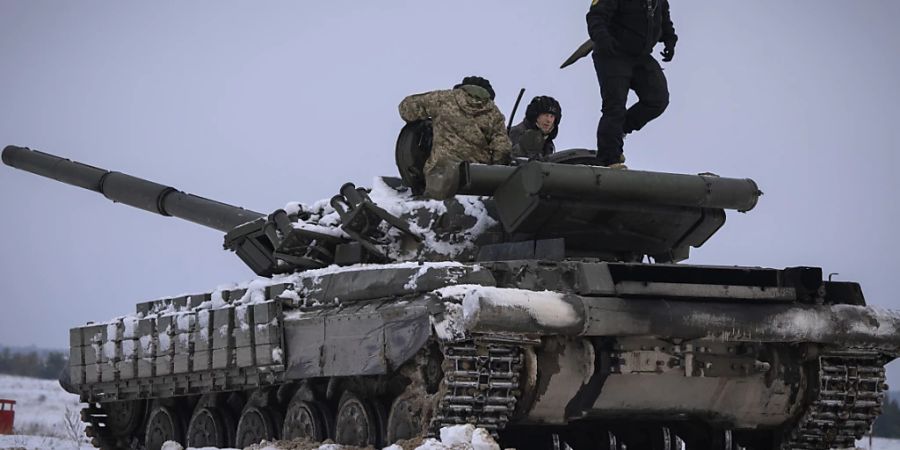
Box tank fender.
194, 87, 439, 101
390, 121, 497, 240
58, 360, 78, 395
458, 287, 900, 350
296, 264, 495, 305
283, 301, 432, 380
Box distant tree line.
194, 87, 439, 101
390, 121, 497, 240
0, 348, 67, 379
873, 393, 900, 438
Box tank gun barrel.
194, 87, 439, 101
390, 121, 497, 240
460, 162, 761, 212
2, 145, 264, 232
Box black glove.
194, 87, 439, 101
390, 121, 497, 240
518, 129, 545, 159
660, 42, 675, 62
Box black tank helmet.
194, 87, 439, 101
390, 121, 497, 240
524, 96, 562, 127
454, 76, 496, 100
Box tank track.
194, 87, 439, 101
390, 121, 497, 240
781, 351, 888, 450
430, 340, 525, 435
81, 403, 131, 450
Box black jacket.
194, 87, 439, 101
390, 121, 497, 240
587, 0, 677, 57
508, 120, 556, 160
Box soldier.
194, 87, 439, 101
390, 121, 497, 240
399, 76, 512, 199
588, 0, 677, 168
508, 96, 562, 161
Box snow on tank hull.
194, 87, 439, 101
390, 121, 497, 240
69, 259, 900, 450
431, 263, 900, 450
6, 145, 900, 450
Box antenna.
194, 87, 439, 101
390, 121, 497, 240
507, 88, 526, 133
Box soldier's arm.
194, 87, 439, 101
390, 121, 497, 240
398, 90, 448, 122
586, 0, 620, 54
508, 123, 524, 145
512, 130, 546, 160
511, 141, 536, 160
660, 0, 677, 46
508, 123, 525, 158
510, 143, 523, 159
488, 112, 513, 165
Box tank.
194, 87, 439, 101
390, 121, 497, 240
3, 143, 899, 450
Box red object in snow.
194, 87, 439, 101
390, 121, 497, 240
0, 399, 15, 435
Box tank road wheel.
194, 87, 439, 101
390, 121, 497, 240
694, 429, 740, 450
713, 430, 738, 450
282, 398, 330, 441
102, 400, 145, 438
564, 427, 619, 450
386, 394, 426, 443
733, 429, 779, 450
236, 406, 280, 448
186, 407, 230, 448
650, 426, 678, 450
618, 426, 677, 450
498, 428, 556, 450
676, 424, 742, 450
646, 427, 678, 450
335, 392, 381, 447
601, 431, 620, 450
144, 406, 184, 450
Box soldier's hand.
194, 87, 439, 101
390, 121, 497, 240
519, 129, 545, 159
661, 43, 675, 62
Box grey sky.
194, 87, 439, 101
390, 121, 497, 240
0, 2, 897, 387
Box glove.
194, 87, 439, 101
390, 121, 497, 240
660, 42, 675, 62
518, 129, 546, 159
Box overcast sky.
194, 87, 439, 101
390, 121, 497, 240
1, 2, 897, 386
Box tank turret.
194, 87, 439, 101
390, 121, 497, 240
4, 143, 762, 275
396, 120, 763, 263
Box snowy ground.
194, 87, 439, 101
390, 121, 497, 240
856, 439, 900, 450
0, 373, 898, 450
0, 373, 92, 449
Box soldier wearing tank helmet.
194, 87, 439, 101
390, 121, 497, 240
587, 0, 677, 168
508, 96, 562, 161
398, 76, 512, 199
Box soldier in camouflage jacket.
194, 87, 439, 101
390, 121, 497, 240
399, 76, 512, 199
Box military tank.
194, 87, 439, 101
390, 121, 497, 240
3, 142, 899, 450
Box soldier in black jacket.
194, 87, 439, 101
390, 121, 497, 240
509, 96, 562, 161
587, 0, 677, 167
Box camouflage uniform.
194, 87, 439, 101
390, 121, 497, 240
399, 85, 512, 198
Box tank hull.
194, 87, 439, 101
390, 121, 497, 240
67, 260, 898, 450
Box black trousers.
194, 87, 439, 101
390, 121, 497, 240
592, 52, 670, 166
